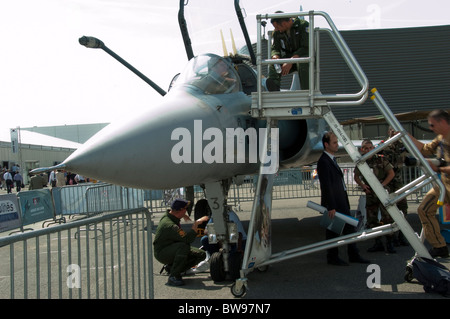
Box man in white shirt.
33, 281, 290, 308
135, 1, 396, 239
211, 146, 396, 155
3, 170, 13, 193
56, 170, 66, 187
49, 170, 57, 187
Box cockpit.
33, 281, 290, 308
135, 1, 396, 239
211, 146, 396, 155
173, 54, 242, 94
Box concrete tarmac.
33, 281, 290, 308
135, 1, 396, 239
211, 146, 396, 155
151, 196, 450, 300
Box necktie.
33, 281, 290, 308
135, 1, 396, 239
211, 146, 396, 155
333, 157, 339, 167
333, 157, 347, 191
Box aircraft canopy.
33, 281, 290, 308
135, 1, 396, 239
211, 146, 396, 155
174, 54, 241, 95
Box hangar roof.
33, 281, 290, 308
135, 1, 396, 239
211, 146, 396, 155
0, 128, 81, 150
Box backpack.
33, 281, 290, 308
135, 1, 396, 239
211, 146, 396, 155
411, 257, 450, 297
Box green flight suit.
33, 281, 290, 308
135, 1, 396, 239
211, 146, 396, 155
153, 212, 205, 277
269, 18, 310, 90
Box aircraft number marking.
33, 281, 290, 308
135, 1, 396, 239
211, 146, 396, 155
210, 197, 220, 210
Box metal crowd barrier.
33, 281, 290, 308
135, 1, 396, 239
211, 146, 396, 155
0, 208, 153, 299
0, 183, 146, 234
225, 166, 430, 210
53, 183, 144, 217
143, 166, 431, 212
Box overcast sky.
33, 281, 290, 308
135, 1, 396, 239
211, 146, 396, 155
1, 0, 449, 129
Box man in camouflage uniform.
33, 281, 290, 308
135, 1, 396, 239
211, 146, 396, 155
382, 127, 409, 246
266, 11, 310, 91
153, 198, 209, 286
354, 139, 396, 253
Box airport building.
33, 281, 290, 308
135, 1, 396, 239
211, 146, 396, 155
0, 124, 107, 184
319, 25, 450, 140
271, 24, 450, 140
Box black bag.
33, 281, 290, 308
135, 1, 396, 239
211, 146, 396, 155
412, 257, 450, 297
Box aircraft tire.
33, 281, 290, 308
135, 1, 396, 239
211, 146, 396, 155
231, 282, 247, 298
256, 265, 269, 272
210, 251, 226, 282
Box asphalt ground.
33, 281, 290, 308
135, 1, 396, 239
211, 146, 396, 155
151, 196, 450, 301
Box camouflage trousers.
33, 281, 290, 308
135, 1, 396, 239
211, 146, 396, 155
154, 242, 205, 277
396, 197, 408, 216
365, 194, 394, 229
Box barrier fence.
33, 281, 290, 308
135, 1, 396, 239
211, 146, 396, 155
0, 183, 145, 235
143, 166, 430, 212
0, 208, 153, 299
0, 183, 151, 299
0, 167, 430, 235
54, 183, 144, 217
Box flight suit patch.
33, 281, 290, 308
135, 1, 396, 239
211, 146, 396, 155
174, 225, 186, 237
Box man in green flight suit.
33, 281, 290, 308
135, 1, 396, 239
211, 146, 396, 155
354, 139, 397, 253
153, 198, 209, 286
266, 11, 310, 91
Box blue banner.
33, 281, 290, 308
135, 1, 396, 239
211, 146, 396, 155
17, 189, 55, 226
0, 194, 22, 232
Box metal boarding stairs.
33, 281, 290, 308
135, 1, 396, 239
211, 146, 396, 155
233, 10, 446, 296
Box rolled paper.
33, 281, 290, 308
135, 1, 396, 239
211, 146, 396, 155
307, 201, 359, 227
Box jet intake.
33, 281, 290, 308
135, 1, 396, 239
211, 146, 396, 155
278, 118, 326, 169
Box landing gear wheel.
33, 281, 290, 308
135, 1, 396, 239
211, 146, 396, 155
210, 251, 226, 282
231, 282, 247, 298
257, 265, 269, 272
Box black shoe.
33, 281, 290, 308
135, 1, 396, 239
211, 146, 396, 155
327, 257, 349, 266
349, 255, 371, 264
429, 246, 449, 258
167, 275, 185, 286
386, 242, 397, 254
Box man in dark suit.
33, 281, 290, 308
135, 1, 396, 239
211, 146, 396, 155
317, 131, 370, 266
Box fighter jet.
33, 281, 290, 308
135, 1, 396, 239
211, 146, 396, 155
32, 2, 439, 297
30, 0, 328, 290
50, 49, 324, 189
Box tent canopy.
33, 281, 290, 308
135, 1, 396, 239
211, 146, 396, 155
340, 110, 450, 126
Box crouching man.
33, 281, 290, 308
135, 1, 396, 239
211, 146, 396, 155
153, 198, 209, 286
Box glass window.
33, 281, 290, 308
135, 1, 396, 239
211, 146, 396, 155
174, 54, 241, 94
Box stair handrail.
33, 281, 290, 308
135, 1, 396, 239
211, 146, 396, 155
255, 11, 369, 113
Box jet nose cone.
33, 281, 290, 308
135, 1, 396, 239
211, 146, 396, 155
62, 91, 251, 189
63, 94, 193, 188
